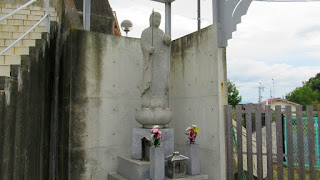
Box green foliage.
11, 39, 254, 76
308, 73, 320, 93
227, 79, 242, 107
286, 73, 320, 109
286, 86, 319, 107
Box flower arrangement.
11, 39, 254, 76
186, 125, 199, 144
151, 125, 163, 147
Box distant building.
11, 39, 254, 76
260, 97, 300, 112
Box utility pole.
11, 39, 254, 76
258, 81, 265, 103
272, 78, 275, 98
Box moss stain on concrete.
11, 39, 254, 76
69, 30, 87, 178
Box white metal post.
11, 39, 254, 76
152, 0, 174, 36
45, 0, 50, 33
83, 0, 91, 30
165, 2, 171, 36
197, 0, 200, 31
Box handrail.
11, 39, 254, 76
0, 0, 37, 22
0, 14, 48, 56
0, 0, 50, 56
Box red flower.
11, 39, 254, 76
189, 129, 194, 135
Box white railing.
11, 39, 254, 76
0, 0, 50, 56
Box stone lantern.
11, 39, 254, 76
165, 151, 189, 179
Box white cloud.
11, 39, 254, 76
228, 58, 320, 102
228, 2, 320, 102
229, 2, 320, 59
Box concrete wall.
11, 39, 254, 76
61, 30, 142, 179
62, 25, 227, 180
170, 25, 227, 180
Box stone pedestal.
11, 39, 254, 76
116, 156, 150, 180
132, 128, 174, 160
150, 147, 165, 180
185, 144, 200, 175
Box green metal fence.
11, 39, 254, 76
284, 117, 320, 167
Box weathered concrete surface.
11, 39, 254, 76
170, 25, 227, 180
11, 59, 30, 180
62, 30, 142, 179
63, 0, 83, 30
1, 77, 18, 180
73, 0, 114, 34
0, 90, 5, 177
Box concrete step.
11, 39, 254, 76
2, 39, 36, 47
117, 156, 150, 180
168, 174, 209, 180
0, 3, 59, 23
0, 46, 29, 56
109, 171, 208, 180
0, 65, 10, 76
0, 55, 21, 65
0, 3, 56, 13
108, 172, 129, 180
0, 31, 42, 40
0, 8, 57, 17
0, 13, 56, 20
5, 19, 46, 26
0, 24, 46, 33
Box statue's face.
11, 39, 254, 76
150, 12, 161, 28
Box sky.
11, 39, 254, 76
109, 0, 320, 103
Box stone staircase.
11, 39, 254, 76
0, 2, 59, 179
0, 2, 58, 77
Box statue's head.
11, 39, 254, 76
149, 12, 161, 28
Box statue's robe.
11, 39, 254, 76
140, 27, 171, 108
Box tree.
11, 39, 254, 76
307, 73, 320, 93
286, 73, 320, 109
227, 79, 242, 106
286, 85, 320, 109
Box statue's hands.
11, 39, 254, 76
149, 47, 154, 54
163, 34, 171, 45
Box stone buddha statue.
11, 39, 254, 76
136, 11, 172, 128
140, 11, 171, 108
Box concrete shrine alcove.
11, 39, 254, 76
141, 137, 151, 161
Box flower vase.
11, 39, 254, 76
150, 146, 165, 180
185, 143, 200, 175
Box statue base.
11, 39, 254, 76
135, 108, 173, 128
132, 128, 174, 160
